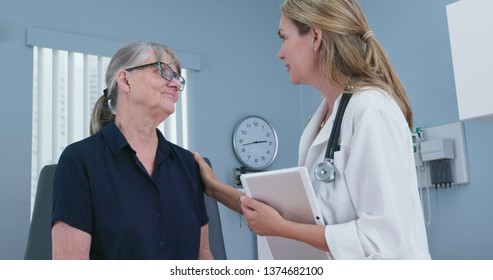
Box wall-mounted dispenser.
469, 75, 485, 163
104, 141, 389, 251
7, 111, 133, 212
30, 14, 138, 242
420, 139, 454, 188
414, 122, 469, 189
412, 122, 469, 225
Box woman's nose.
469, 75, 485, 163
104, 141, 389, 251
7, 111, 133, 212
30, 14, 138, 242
277, 49, 283, 60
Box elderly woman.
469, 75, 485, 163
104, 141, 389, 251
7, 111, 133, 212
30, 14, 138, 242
52, 41, 212, 260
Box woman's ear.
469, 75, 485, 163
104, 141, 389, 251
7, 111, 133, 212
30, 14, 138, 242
115, 69, 131, 94
311, 27, 322, 51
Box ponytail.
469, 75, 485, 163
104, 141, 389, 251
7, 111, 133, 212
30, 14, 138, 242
89, 93, 115, 135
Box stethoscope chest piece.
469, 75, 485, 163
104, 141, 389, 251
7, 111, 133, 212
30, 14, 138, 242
313, 93, 352, 183
314, 158, 335, 182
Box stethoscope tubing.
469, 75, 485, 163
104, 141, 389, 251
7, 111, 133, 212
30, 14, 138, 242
314, 93, 352, 182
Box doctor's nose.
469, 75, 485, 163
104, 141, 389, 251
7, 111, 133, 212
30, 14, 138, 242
277, 48, 284, 60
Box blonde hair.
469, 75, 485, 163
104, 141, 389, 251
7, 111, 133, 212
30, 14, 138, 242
89, 40, 182, 135
281, 0, 413, 128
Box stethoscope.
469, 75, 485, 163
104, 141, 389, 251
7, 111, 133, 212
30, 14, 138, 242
314, 93, 352, 182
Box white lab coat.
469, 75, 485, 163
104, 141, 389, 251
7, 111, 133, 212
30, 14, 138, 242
299, 88, 431, 259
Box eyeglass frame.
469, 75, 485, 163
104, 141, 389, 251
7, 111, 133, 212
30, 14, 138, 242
125, 61, 185, 91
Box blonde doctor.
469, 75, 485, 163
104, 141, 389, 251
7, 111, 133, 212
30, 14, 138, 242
194, 0, 430, 259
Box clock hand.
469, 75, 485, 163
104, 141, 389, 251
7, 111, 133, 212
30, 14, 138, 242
243, 140, 267, 146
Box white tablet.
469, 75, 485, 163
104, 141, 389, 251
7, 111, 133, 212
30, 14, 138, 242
240, 166, 330, 260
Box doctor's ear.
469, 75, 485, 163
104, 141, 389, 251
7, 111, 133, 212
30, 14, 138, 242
311, 27, 322, 51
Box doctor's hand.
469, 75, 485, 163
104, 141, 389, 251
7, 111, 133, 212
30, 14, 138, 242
193, 152, 220, 197
240, 195, 288, 237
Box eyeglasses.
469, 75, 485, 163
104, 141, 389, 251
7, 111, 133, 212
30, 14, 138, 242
125, 62, 185, 91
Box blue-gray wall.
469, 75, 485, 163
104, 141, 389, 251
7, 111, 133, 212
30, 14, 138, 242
1, 0, 492, 260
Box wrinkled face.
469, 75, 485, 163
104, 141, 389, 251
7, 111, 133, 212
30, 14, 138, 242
277, 15, 320, 86
125, 53, 183, 121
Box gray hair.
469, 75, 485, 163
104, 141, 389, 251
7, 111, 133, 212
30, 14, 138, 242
89, 40, 181, 135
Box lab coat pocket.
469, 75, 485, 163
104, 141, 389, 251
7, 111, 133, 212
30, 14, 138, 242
321, 149, 356, 223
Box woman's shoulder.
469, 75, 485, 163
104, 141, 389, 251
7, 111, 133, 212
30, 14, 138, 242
346, 87, 408, 128
161, 138, 194, 161
59, 133, 104, 161
348, 87, 400, 114
350, 87, 391, 105
167, 141, 191, 154
164, 142, 201, 177
155, 129, 195, 167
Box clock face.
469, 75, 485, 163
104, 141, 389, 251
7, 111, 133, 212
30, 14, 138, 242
233, 116, 278, 170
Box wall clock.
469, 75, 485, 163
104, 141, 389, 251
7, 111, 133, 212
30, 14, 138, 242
232, 116, 278, 170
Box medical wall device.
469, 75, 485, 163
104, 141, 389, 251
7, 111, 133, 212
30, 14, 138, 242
413, 122, 469, 189
412, 122, 469, 225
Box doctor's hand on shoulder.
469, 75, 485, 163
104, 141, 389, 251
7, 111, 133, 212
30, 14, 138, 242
193, 152, 219, 197
194, 152, 247, 214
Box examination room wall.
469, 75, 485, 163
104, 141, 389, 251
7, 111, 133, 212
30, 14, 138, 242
0, 0, 301, 260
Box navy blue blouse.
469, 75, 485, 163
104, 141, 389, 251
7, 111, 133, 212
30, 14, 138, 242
52, 122, 208, 259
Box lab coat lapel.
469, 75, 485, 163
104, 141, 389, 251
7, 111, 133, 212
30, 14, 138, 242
304, 116, 332, 198
299, 97, 343, 166
298, 99, 329, 166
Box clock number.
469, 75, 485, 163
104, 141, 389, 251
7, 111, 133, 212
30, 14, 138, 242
253, 121, 259, 126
